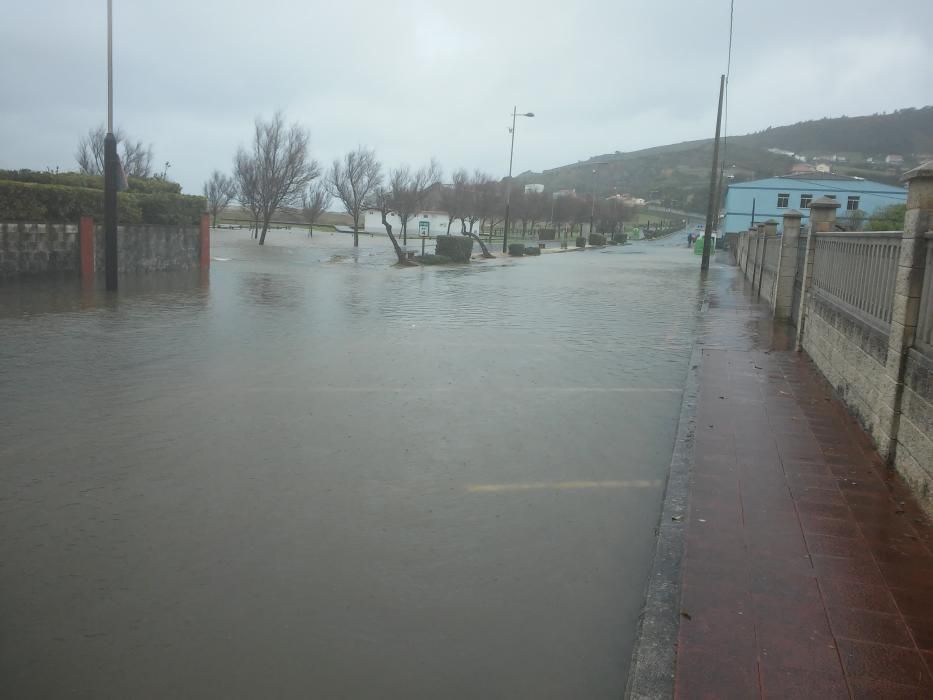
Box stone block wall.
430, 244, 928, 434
897, 350, 933, 501
801, 295, 892, 448
0, 220, 205, 277
0, 222, 79, 275
93, 224, 201, 273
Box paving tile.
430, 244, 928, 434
904, 616, 933, 652
804, 533, 873, 559
818, 579, 899, 614
826, 606, 915, 647
674, 645, 760, 700
759, 665, 849, 699
847, 678, 928, 699
811, 554, 885, 585
837, 638, 932, 688
800, 514, 862, 539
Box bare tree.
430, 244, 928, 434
471, 173, 502, 239
390, 160, 442, 244
237, 112, 319, 245
442, 169, 493, 258
204, 170, 237, 227
76, 125, 155, 178
302, 182, 331, 237
371, 186, 417, 266
234, 149, 262, 238
327, 147, 382, 247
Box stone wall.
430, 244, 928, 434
92, 224, 201, 273
801, 294, 892, 448
0, 218, 207, 277
898, 350, 933, 501
0, 222, 80, 275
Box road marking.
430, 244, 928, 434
466, 480, 663, 493
244, 387, 681, 394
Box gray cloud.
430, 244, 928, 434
2, 0, 931, 194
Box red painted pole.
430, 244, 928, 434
79, 216, 95, 279
200, 214, 210, 269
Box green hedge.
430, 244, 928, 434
435, 235, 474, 262
0, 181, 203, 224
588, 233, 607, 246
0, 169, 182, 194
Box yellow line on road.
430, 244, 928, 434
467, 480, 663, 493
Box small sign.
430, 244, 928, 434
419, 220, 430, 237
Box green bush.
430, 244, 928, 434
508, 243, 525, 256
588, 233, 607, 245
612, 232, 628, 244
435, 235, 474, 262
869, 204, 906, 231
575, 236, 586, 248
524, 246, 541, 256
0, 169, 181, 194
0, 180, 201, 224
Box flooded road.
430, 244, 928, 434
1, 229, 704, 698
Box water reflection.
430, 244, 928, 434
1, 229, 712, 699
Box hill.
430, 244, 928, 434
518, 107, 933, 210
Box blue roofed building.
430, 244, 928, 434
723, 173, 906, 233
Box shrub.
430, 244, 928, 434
508, 243, 525, 256
537, 228, 556, 241
435, 235, 473, 262
869, 204, 906, 231
524, 246, 541, 256
588, 233, 607, 246
0, 180, 201, 224
575, 236, 586, 248
612, 232, 628, 244
0, 169, 181, 194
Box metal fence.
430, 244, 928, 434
811, 231, 902, 330
917, 233, 933, 352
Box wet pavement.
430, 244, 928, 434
675, 261, 933, 698
2, 229, 706, 698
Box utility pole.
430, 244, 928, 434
501, 107, 535, 253
104, 0, 118, 290
701, 74, 725, 271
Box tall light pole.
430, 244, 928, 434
502, 106, 534, 253
104, 0, 118, 291
588, 161, 609, 237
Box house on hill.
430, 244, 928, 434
723, 173, 906, 234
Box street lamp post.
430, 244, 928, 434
502, 106, 534, 254
588, 162, 609, 239
104, 0, 118, 291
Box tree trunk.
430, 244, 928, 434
447, 219, 452, 234
383, 213, 416, 266
463, 231, 494, 258
259, 215, 271, 245
521, 219, 527, 239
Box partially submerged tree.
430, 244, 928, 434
236, 111, 319, 245
371, 186, 417, 266
302, 182, 331, 237
390, 160, 442, 244
233, 150, 261, 238
76, 125, 154, 177
327, 147, 382, 247
204, 170, 237, 227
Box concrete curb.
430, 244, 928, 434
624, 299, 706, 699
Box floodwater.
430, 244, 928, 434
1, 229, 704, 699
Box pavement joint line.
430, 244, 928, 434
466, 480, 664, 493
239, 387, 683, 393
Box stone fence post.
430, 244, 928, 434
878, 164, 933, 462
752, 223, 765, 292
760, 220, 777, 300
79, 216, 94, 280
773, 211, 802, 319
200, 213, 211, 270
794, 197, 839, 351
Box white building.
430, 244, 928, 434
524, 183, 545, 194
362, 209, 453, 235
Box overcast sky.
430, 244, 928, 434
2, 0, 931, 194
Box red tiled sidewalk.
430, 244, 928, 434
675, 275, 933, 699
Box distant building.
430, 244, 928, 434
362, 209, 453, 235
791, 163, 816, 174
723, 173, 907, 234
554, 189, 576, 198
815, 163, 832, 173
886, 154, 905, 165
524, 183, 544, 194
768, 148, 796, 158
